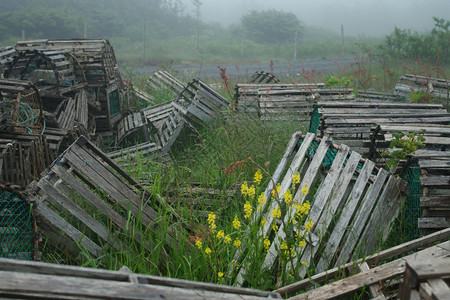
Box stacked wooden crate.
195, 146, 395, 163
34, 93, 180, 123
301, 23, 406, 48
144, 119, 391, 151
395, 74, 449, 100
318, 101, 450, 156
30, 136, 178, 259
248, 71, 280, 84
232, 131, 406, 285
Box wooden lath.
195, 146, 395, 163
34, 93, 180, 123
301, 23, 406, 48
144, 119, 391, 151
0, 258, 280, 299
0, 78, 42, 134
0, 133, 52, 189
31, 136, 178, 258
317, 101, 450, 157
232, 132, 405, 286
395, 74, 449, 100
145, 70, 186, 99
284, 232, 450, 300
248, 71, 280, 84
174, 79, 230, 122
400, 257, 450, 300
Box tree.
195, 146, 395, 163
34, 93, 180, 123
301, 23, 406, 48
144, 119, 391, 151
241, 9, 302, 44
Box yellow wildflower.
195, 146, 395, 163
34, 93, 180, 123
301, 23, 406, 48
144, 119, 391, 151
218, 272, 224, 278
216, 230, 224, 239
280, 241, 288, 250
301, 185, 309, 196
205, 247, 212, 255
299, 239, 306, 248
241, 181, 248, 196
271, 207, 281, 219
258, 192, 266, 206
301, 260, 308, 266
195, 238, 202, 249
247, 185, 256, 198
244, 201, 252, 219
271, 183, 281, 198
305, 218, 313, 231
234, 239, 241, 247
254, 169, 262, 185
207, 213, 216, 225
263, 236, 270, 251
292, 172, 300, 186
233, 215, 241, 229
272, 224, 279, 231
261, 217, 267, 226
284, 189, 292, 205
210, 222, 217, 231
224, 235, 231, 244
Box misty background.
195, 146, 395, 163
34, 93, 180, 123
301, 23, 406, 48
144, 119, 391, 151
185, 0, 450, 36
0, 0, 449, 69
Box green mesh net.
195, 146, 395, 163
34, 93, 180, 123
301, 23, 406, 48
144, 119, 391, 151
309, 105, 321, 134
401, 162, 422, 241
108, 89, 120, 116
0, 188, 34, 260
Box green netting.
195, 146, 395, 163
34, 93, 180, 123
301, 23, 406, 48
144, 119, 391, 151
309, 105, 321, 134
401, 162, 422, 241
108, 89, 120, 116
0, 188, 34, 260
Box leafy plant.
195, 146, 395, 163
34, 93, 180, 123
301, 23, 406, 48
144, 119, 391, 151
324, 75, 354, 88
382, 130, 426, 171
409, 90, 438, 103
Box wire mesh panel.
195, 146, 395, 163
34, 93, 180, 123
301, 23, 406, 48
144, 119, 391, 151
401, 162, 422, 241
0, 187, 34, 260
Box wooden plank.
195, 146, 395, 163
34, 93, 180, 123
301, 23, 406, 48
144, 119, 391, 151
37, 178, 111, 243
420, 196, 450, 208
357, 176, 403, 257
315, 159, 375, 273
36, 202, 102, 257
334, 168, 389, 267
421, 176, 450, 187
418, 217, 450, 229
288, 241, 450, 300
232, 131, 308, 281
295, 148, 359, 278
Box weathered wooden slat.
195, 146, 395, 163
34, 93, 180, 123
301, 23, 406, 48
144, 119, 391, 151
418, 217, 450, 229
278, 228, 450, 296
295, 148, 359, 278
334, 168, 389, 267
36, 201, 102, 257
315, 159, 375, 273
421, 176, 450, 187
288, 241, 450, 300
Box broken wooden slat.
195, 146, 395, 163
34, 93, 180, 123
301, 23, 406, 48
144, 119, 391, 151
287, 240, 450, 300
32, 136, 178, 259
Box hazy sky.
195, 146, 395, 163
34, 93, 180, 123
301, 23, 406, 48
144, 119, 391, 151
184, 0, 450, 36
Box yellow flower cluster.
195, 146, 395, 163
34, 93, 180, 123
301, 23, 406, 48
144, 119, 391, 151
271, 207, 281, 219
263, 236, 270, 252
241, 181, 248, 195
216, 230, 224, 239
272, 183, 281, 198
244, 201, 252, 219
224, 235, 231, 244
292, 172, 300, 186
254, 169, 262, 185
301, 260, 308, 266
301, 185, 309, 196
305, 218, 314, 232
208, 212, 216, 231
284, 189, 292, 205
295, 201, 311, 216
261, 217, 267, 226
257, 192, 266, 210
299, 238, 306, 248
247, 184, 256, 198
205, 247, 212, 255
234, 238, 241, 247
195, 237, 202, 249
233, 215, 241, 229
218, 272, 224, 278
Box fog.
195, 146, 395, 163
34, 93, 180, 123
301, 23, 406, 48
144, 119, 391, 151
184, 0, 450, 36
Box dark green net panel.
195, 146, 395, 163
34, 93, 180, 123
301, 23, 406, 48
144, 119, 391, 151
401, 162, 422, 241
309, 105, 321, 135
0, 188, 34, 260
